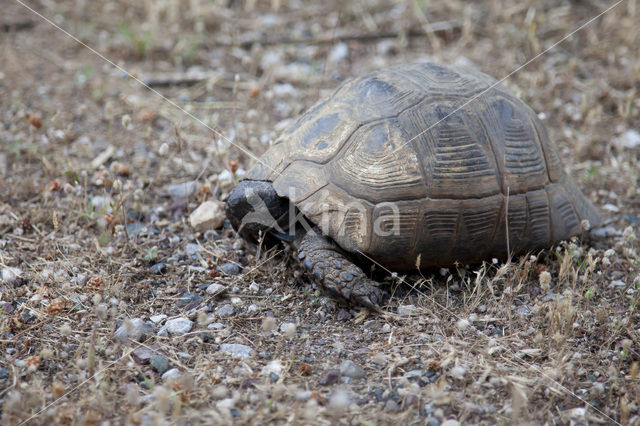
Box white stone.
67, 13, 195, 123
220, 343, 252, 359
190, 201, 226, 231
165, 317, 193, 335
206, 283, 226, 295
161, 368, 181, 381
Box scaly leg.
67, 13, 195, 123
297, 231, 388, 309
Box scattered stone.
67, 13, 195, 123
176, 293, 202, 308
132, 344, 163, 364
206, 283, 226, 295
150, 262, 166, 275
261, 360, 284, 376
115, 318, 152, 343
0, 368, 9, 380
280, 322, 296, 338
185, 243, 203, 258
442, 420, 460, 426
167, 181, 201, 199
149, 314, 167, 324
328, 388, 351, 412
215, 304, 236, 317
328, 42, 349, 62
397, 305, 417, 316
157, 326, 168, 337
126, 222, 159, 236
591, 226, 620, 238
161, 368, 181, 381
340, 360, 365, 379
616, 129, 640, 149
207, 322, 225, 330
603, 203, 620, 213
165, 317, 193, 335
247, 304, 259, 313
217, 262, 241, 276
610, 280, 626, 288
150, 355, 170, 374
220, 343, 252, 359
337, 309, 352, 321
382, 323, 391, 332
319, 369, 340, 386
189, 201, 226, 232
450, 365, 466, 379
384, 399, 399, 413
1, 267, 21, 284
248, 281, 259, 293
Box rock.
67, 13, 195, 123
319, 369, 340, 386
1, 267, 22, 284
167, 181, 201, 199
206, 283, 226, 295
397, 305, 417, 316
161, 368, 180, 381
150, 262, 166, 275
248, 282, 259, 293
450, 366, 466, 379
591, 226, 620, 238
328, 42, 349, 62
176, 292, 202, 308
280, 322, 296, 338
442, 420, 460, 426
384, 399, 399, 413
261, 360, 284, 376
340, 360, 365, 379
215, 304, 236, 317
115, 318, 152, 343
616, 129, 640, 149
132, 344, 163, 364
150, 355, 170, 374
220, 343, 252, 359
207, 322, 225, 330
189, 201, 226, 232
185, 243, 203, 258
165, 317, 193, 335
149, 314, 167, 324
217, 262, 241, 276
0, 367, 9, 380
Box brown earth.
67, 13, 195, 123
1, 0, 639, 424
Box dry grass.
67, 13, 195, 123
1, 0, 639, 424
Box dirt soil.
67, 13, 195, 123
1, 0, 639, 424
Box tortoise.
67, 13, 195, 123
226, 62, 600, 308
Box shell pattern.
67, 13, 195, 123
246, 63, 600, 269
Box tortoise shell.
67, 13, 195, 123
245, 63, 600, 269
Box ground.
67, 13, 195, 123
1, 0, 639, 424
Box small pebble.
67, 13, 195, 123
217, 262, 241, 276
165, 317, 193, 335
185, 243, 203, 258
248, 282, 259, 293
189, 201, 226, 231
397, 305, 416, 316
384, 399, 399, 413
161, 368, 181, 381
280, 322, 296, 338
150, 262, 166, 275
442, 420, 460, 426
319, 369, 340, 386
220, 343, 253, 359
115, 318, 151, 343
215, 304, 236, 317
0, 368, 8, 380
149, 314, 167, 324
450, 366, 466, 379
206, 283, 226, 295
167, 181, 201, 199
207, 322, 225, 330
150, 355, 169, 374
340, 360, 365, 379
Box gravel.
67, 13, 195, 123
165, 317, 193, 335
217, 262, 241, 275
220, 343, 253, 359
115, 318, 152, 343
340, 360, 365, 379
215, 304, 236, 317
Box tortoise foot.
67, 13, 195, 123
298, 231, 388, 309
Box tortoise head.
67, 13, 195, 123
225, 180, 291, 244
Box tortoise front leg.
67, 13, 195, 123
297, 231, 388, 309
